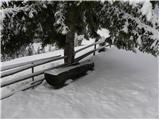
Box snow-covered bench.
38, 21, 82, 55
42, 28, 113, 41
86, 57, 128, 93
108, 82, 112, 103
44, 60, 94, 88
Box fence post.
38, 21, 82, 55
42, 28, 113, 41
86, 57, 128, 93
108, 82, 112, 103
31, 63, 34, 81
93, 43, 96, 56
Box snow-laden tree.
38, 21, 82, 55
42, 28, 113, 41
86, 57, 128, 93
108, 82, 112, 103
1, 0, 159, 63
99, 1, 159, 56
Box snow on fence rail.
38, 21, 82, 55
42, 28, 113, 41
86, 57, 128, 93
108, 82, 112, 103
1, 41, 108, 99
1, 55, 64, 78
75, 44, 109, 62
75, 41, 104, 53
1, 78, 45, 100
1, 62, 65, 87
1, 55, 61, 71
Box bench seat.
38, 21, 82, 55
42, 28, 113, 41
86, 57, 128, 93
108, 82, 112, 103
44, 60, 94, 88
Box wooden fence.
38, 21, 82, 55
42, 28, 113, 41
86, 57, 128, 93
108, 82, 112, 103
1, 41, 108, 99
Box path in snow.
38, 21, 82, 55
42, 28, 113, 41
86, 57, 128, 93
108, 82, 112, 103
1, 47, 158, 118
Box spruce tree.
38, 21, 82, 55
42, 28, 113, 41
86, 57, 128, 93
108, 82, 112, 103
1, 1, 159, 63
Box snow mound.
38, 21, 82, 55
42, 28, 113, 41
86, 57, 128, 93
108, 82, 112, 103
1, 47, 158, 118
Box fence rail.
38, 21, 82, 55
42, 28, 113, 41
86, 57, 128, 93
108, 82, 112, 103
75, 41, 104, 53
1, 63, 65, 87
1, 41, 108, 99
1, 78, 44, 100
1, 56, 65, 78
1, 55, 61, 71
75, 44, 109, 62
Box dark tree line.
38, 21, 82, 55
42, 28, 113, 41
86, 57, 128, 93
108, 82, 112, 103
1, 1, 159, 63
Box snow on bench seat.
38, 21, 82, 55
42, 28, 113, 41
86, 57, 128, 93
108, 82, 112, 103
44, 60, 94, 88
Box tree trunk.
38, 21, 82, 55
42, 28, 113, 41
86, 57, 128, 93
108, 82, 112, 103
64, 30, 75, 65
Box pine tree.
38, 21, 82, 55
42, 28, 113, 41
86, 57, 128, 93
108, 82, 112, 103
1, 1, 159, 63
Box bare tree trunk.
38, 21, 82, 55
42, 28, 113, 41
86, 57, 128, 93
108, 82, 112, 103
64, 30, 75, 65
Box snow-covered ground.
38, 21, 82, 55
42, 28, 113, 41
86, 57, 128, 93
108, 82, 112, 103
1, 47, 158, 118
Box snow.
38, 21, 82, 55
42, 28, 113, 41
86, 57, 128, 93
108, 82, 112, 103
0, 1, 158, 118
54, 4, 69, 35
1, 47, 158, 118
137, 36, 142, 47
119, 8, 159, 52
29, 10, 34, 18
97, 28, 110, 39
1, 48, 63, 67
74, 33, 84, 46
122, 20, 129, 33
45, 60, 92, 75
81, 38, 95, 45
0, 43, 95, 99
122, 0, 146, 6
141, 0, 152, 21
98, 36, 105, 43
1, 41, 93, 67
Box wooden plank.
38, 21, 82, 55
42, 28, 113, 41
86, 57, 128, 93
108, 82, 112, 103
1, 43, 108, 87
75, 45, 109, 62
1, 42, 104, 77
32, 66, 34, 81
1, 63, 65, 87
1, 56, 65, 78
45, 60, 94, 89
75, 50, 95, 62
1, 71, 43, 87
1, 78, 44, 100
1, 64, 33, 78
75, 41, 104, 54
1, 55, 61, 71
2, 41, 104, 72
93, 44, 96, 56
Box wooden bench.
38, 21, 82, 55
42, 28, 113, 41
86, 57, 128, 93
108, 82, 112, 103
44, 60, 94, 88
